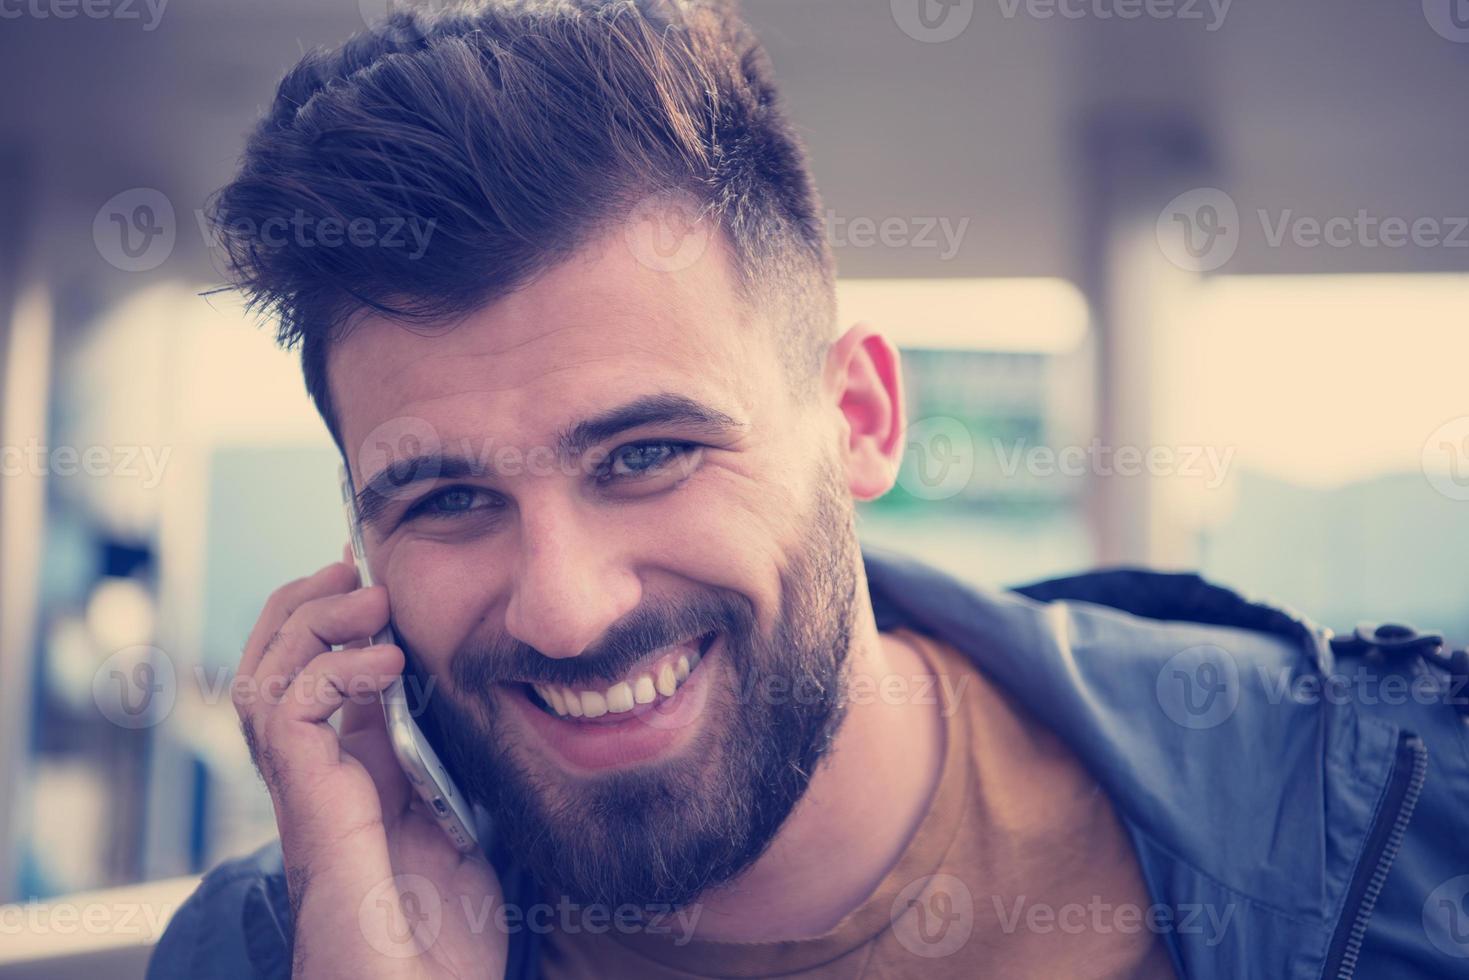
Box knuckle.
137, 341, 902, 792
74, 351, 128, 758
262, 709, 291, 746
286, 594, 334, 633
270, 674, 297, 707
261, 627, 289, 659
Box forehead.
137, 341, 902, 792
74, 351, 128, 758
328, 230, 777, 467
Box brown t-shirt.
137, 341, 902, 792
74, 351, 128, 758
538, 627, 1178, 979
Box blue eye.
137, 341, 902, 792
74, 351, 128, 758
601, 441, 699, 481
405, 485, 499, 522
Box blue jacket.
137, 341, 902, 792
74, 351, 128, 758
149, 545, 1469, 979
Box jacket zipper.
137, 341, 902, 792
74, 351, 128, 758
1320, 732, 1428, 979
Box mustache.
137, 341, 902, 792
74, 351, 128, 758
446, 589, 754, 691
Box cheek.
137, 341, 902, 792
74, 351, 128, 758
653, 467, 802, 618
385, 540, 502, 673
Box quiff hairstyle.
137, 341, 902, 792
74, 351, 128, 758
209, 0, 837, 448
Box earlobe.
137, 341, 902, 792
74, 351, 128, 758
827, 323, 906, 502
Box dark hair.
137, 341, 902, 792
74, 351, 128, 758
208, 0, 836, 448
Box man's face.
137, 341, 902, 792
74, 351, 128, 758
329, 226, 860, 911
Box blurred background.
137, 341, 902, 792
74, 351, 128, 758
1, 0, 1467, 967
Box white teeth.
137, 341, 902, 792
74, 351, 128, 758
581, 690, 608, 718
656, 662, 678, 698
605, 681, 635, 714
538, 634, 713, 719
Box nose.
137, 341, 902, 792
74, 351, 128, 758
502, 499, 642, 660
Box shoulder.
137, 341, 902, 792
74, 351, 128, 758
147, 840, 292, 980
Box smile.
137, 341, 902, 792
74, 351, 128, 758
507, 631, 723, 771
525, 630, 716, 722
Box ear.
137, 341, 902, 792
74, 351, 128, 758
824, 323, 906, 502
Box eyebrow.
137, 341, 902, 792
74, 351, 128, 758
354, 392, 747, 529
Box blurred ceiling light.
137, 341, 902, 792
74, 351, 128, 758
835, 277, 1090, 354
84, 576, 156, 652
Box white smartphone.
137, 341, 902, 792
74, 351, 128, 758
338, 463, 480, 853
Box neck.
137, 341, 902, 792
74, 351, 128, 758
687, 572, 946, 941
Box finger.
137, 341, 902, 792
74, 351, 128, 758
252, 586, 389, 695
249, 644, 404, 790
274, 643, 405, 728
338, 543, 369, 651
340, 679, 390, 735
240, 561, 359, 677
338, 701, 414, 821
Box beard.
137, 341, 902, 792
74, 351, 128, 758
404, 453, 861, 912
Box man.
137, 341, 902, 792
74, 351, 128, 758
151, 2, 1468, 978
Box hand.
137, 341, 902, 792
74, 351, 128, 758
233, 553, 506, 979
